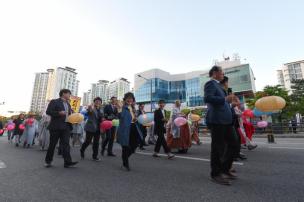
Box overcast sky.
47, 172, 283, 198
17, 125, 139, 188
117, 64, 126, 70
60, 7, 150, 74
0, 0, 303, 112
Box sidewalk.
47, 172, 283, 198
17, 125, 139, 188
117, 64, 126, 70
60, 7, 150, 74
201, 132, 304, 138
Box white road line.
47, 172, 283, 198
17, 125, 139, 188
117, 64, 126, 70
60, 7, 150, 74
268, 146, 304, 150
136, 152, 244, 166
0, 160, 7, 169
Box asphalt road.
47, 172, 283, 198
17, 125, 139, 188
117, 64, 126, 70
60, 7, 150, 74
0, 136, 303, 202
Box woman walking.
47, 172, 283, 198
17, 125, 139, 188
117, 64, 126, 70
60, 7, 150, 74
117, 92, 143, 171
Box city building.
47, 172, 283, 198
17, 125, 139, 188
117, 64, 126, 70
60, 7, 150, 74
108, 78, 130, 100
82, 90, 91, 106
30, 72, 50, 113
134, 59, 256, 108
277, 60, 304, 92
30, 67, 79, 113
90, 80, 109, 103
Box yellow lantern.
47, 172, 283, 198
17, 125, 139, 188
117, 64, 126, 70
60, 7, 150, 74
190, 114, 201, 122
67, 113, 84, 124
255, 96, 286, 112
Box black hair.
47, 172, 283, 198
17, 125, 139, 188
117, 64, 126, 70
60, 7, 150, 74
209, 65, 222, 77
158, 99, 165, 104
59, 89, 72, 97
138, 103, 145, 106
93, 97, 102, 103
123, 92, 135, 102
220, 76, 229, 84
110, 96, 117, 100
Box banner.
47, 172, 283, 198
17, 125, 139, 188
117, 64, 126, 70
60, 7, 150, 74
70, 96, 81, 113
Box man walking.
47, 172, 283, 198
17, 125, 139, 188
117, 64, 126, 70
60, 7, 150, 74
102, 96, 118, 156
45, 89, 78, 168
204, 66, 236, 185
137, 103, 148, 150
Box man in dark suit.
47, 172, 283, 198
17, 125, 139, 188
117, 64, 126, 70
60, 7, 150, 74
81, 97, 104, 161
45, 89, 78, 168
102, 96, 118, 156
153, 100, 174, 159
204, 66, 236, 185
137, 103, 148, 150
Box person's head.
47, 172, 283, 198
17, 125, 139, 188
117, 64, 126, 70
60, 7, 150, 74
220, 76, 229, 90
139, 103, 145, 111
158, 100, 166, 109
232, 96, 240, 107
110, 96, 117, 105
209, 65, 224, 81
175, 100, 181, 108
93, 97, 102, 108
19, 114, 25, 119
59, 89, 72, 100
123, 92, 135, 106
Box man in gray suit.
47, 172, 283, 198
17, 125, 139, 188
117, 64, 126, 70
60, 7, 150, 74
204, 66, 236, 185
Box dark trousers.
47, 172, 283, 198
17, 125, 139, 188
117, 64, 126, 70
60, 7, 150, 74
210, 124, 238, 177
234, 127, 242, 157
81, 131, 101, 159
45, 129, 72, 164
140, 127, 147, 148
102, 127, 116, 154
122, 123, 138, 167
154, 132, 170, 154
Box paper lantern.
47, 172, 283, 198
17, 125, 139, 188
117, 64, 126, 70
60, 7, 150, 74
257, 121, 268, 128
253, 108, 273, 117
255, 96, 286, 112
190, 114, 201, 122
243, 109, 254, 118
67, 113, 84, 124
0, 129, 4, 135
19, 124, 25, 130
138, 113, 154, 125
174, 117, 187, 127
100, 120, 113, 130
26, 118, 35, 126
112, 119, 120, 127
7, 124, 15, 131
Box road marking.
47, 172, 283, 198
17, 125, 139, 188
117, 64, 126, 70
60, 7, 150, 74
0, 160, 7, 169
268, 146, 304, 150
136, 152, 244, 166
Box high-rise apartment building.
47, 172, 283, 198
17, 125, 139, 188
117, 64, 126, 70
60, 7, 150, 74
108, 78, 130, 101
30, 72, 50, 113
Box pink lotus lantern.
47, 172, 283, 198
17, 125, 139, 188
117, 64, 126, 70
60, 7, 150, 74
19, 124, 25, 130
7, 124, 15, 131
0, 129, 4, 135
100, 120, 113, 131
257, 121, 268, 128
174, 117, 187, 127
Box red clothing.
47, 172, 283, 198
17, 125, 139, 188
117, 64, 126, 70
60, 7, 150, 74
167, 123, 192, 150
243, 122, 255, 141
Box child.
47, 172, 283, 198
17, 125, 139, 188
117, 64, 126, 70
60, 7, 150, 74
72, 121, 84, 147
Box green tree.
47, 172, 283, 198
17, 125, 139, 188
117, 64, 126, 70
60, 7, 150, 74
290, 79, 304, 115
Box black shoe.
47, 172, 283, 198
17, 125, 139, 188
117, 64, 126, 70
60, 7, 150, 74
211, 175, 231, 186
121, 165, 130, 171
148, 141, 155, 145
153, 153, 160, 158
248, 144, 258, 151
80, 150, 84, 159
143, 143, 149, 146
222, 172, 238, 180
139, 147, 146, 151
16, 143, 19, 147
239, 153, 247, 160
101, 149, 105, 156
108, 153, 116, 157
64, 162, 78, 168
44, 162, 52, 168
92, 158, 101, 162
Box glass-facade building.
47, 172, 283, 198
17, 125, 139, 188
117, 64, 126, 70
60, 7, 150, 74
134, 62, 256, 107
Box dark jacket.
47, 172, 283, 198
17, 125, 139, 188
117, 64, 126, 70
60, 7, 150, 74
13, 118, 25, 135
46, 98, 73, 131
0, 121, 3, 130
204, 80, 232, 125
154, 108, 167, 135
84, 107, 104, 133
104, 104, 118, 121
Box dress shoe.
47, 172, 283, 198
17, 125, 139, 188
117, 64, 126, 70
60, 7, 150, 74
108, 153, 116, 157
211, 175, 231, 186
64, 161, 78, 168
239, 153, 247, 160
139, 147, 146, 151
167, 153, 175, 159
248, 144, 258, 151
152, 153, 160, 158
121, 165, 130, 171
223, 172, 238, 180
44, 162, 52, 168
92, 158, 101, 162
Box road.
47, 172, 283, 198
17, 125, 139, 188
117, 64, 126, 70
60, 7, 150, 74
0, 136, 303, 202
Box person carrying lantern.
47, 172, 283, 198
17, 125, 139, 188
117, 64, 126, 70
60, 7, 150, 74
21, 114, 38, 148
12, 114, 25, 147
80, 97, 104, 161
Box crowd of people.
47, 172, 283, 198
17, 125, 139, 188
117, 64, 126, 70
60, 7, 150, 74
0, 65, 259, 186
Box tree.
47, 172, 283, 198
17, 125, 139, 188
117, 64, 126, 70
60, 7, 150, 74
290, 79, 304, 116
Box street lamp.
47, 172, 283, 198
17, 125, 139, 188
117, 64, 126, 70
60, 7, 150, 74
137, 75, 153, 112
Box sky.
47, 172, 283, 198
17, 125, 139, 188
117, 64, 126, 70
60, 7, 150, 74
0, 0, 303, 112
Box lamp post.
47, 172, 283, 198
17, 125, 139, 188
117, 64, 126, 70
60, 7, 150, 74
137, 75, 153, 112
